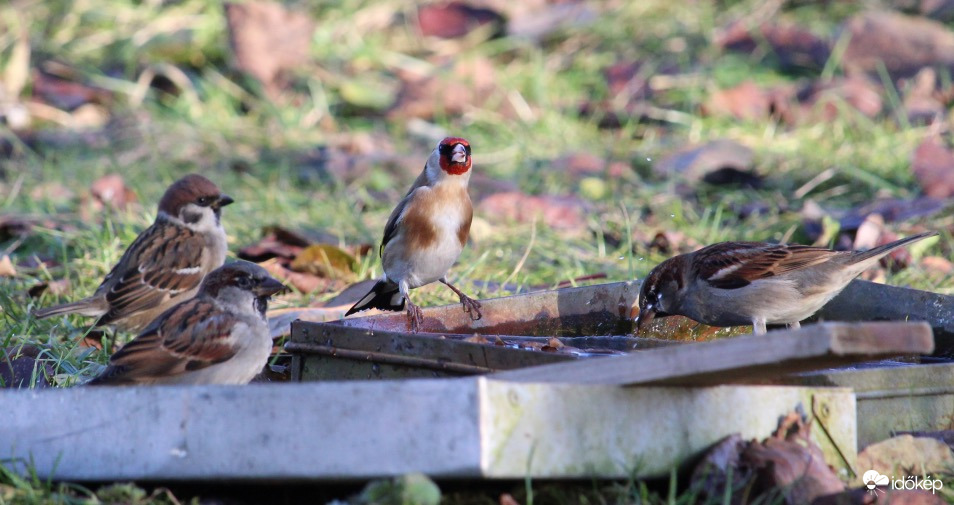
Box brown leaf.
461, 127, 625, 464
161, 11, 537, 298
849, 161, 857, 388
389, 57, 518, 121
417, 2, 505, 39
799, 76, 883, 122
841, 11, 954, 79
604, 61, 651, 100
290, 244, 356, 279
499, 493, 520, 505
541, 336, 564, 352
258, 258, 329, 294
78, 330, 105, 351
0, 346, 52, 389
703, 81, 774, 121
0, 255, 16, 277
89, 173, 137, 211
27, 278, 70, 298
911, 137, 954, 198
717, 21, 830, 71
32, 70, 110, 111
463, 334, 491, 344
238, 229, 308, 263
902, 68, 946, 125
654, 139, 761, 187
742, 413, 845, 504
921, 0, 954, 21
921, 255, 954, 275
224, 1, 316, 98
29, 181, 76, 203
506, 2, 596, 40
857, 435, 954, 479
477, 191, 589, 232
691, 434, 749, 502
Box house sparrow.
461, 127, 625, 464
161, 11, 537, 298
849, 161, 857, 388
87, 261, 287, 386
33, 174, 233, 332
635, 231, 938, 335
345, 137, 482, 331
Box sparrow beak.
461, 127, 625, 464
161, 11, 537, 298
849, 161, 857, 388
451, 144, 467, 164
254, 277, 289, 297
635, 303, 656, 334
213, 194, 235, 209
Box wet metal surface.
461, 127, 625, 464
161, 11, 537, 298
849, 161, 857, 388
288, 281, 676, 381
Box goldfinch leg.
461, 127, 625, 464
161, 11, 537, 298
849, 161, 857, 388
752, 319, 767, 335
440, 278, 482, 321
399, 280, 423, 332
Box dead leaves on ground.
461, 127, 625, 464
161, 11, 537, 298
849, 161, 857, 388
238, 225, 371, 295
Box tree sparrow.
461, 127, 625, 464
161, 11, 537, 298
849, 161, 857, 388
636, 231, 937, 335
345, 137, 482, 331
33, 174, 234, 332
87, 261, 287, 386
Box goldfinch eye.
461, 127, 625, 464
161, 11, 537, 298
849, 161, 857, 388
438, 144, 451, 155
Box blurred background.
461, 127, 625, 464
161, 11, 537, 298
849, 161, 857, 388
0, 0, 953, 373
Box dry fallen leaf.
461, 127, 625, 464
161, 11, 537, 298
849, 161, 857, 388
224, 1, 316, 98
477, 191, 590, 232
89, 173, 137, 211
499, 493, 520, 505
0, 255, 16, 277
912, 137, 954, 198
857, 435, 954, 479
259, 258, 330, 295
416, 2, 505, 39
463, 334, 491, 344
841, 11, 954, 79
290, 244, 357, 279
742, 412, 845, 505
27, 278, 70, 298
717, 21, 830, 71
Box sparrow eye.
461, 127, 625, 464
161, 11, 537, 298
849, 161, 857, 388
237, 276, 253, 289
196, 196, 212, 207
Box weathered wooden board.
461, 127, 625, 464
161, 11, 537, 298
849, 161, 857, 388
778, 362, 954, 449
0, 379, 855, 482
815, 280, 954, 356
493, 322, 934, 386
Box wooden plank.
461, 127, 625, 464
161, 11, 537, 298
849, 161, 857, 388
777, 362, 954, 448
0, 379, 856, 482
814, 280, 954, 356
492, 322, 934, 386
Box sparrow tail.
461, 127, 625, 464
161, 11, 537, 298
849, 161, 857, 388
849, 230, 938, 264
344, 280, 405, 316
33, 299, 105, 320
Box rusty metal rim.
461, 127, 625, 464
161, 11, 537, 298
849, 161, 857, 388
284, 342, 498, 374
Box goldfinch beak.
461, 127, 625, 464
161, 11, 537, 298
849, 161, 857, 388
451, 144, 467, 164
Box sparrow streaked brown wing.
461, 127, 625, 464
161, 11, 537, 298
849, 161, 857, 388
33, 174, 233, 332
346, 137, 482, 331
87, 261, 287, 386
635, 231, 938, 335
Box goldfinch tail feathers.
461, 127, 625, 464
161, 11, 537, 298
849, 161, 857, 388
345, 281, 405, 316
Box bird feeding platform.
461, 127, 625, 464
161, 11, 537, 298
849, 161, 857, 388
1, 280, 951, 483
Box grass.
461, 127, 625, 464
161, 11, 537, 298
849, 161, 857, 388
1, 0, 953, 502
